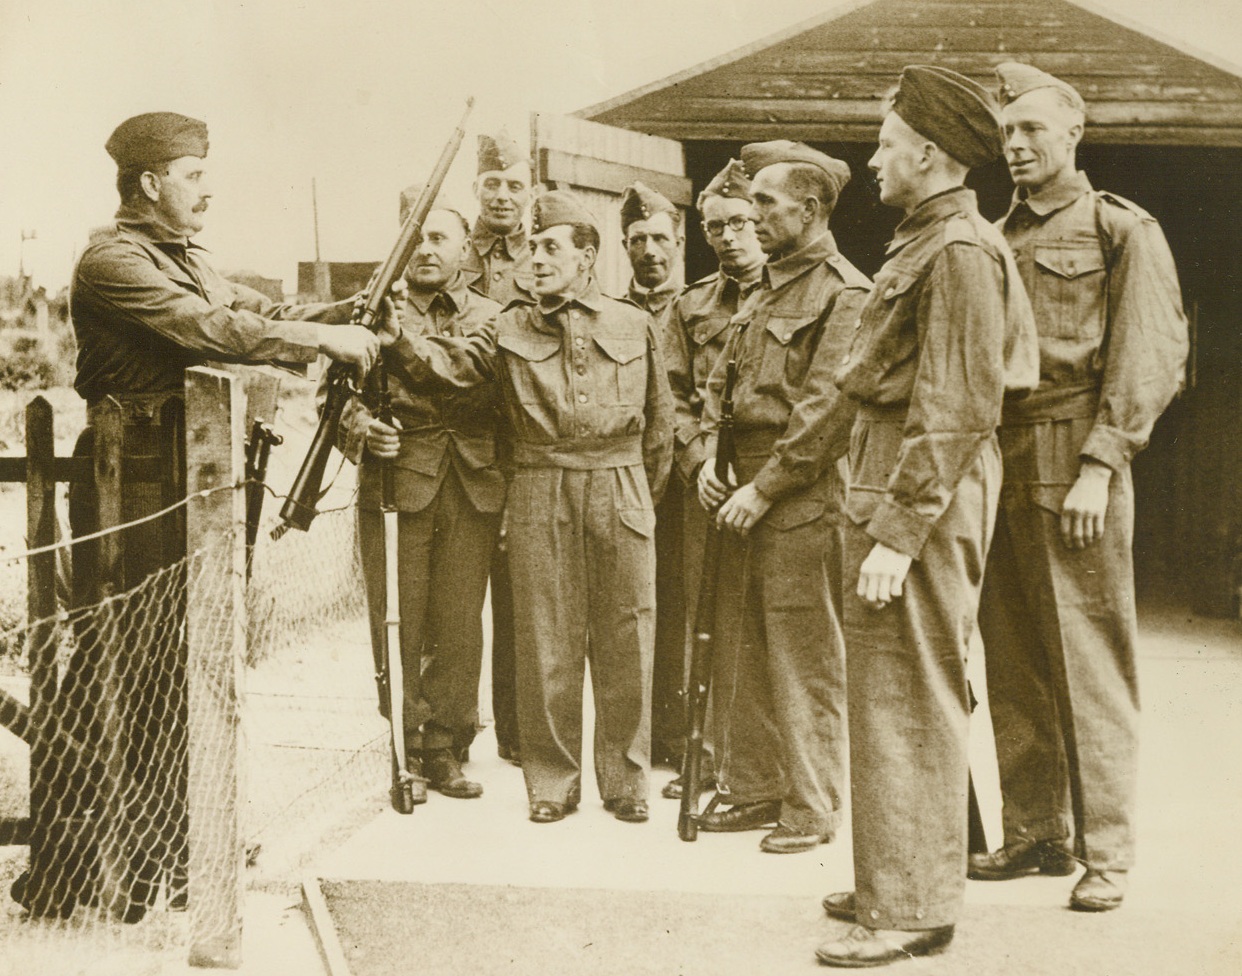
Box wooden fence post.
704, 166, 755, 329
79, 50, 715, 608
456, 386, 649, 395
24, 397, 57, 905
185, 367, 247, 969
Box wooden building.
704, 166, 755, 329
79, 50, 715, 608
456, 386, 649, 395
544, 0, 1242, 614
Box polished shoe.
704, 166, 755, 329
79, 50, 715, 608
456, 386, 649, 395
815, 924, 954, 968
1070, 869, 1127, 912
529, 799, 578, 824
660, 774, 716, 800
423, 749, 483, 799
821, 891, 856, 922
760, 821, 832, 854
697, 798, 781, 832
967, 838, 1076, 881
603, 798, 649, 823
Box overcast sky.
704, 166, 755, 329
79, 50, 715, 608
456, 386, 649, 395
0, 0, 1236, 293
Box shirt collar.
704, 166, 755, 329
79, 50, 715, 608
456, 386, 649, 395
627, 273, 681, 309
472, 219, 527, 260
1004, 170, 1093, 221
887, 187, 977, 255
763, 231, 838, 291
405, 271, 470, 316
115, 203, 204, 250
539, 276, 605, 318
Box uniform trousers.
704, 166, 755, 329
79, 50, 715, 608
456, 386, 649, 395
711, 497, 846, 836
505, 464, 656, 805
979, 417, 1140, 871
844, 415, 1000, 930
357, 468, 499, 752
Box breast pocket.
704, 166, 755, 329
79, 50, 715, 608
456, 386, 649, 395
593, 334, 648, 405
757, 314, 818, 393
497, 333, 561, 405
1032, 244, 1107, 341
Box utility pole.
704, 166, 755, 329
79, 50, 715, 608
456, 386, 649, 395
19, 229, 37, 277
311, 178, 321, 263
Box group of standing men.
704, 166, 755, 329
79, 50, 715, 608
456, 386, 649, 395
48, 55, 1186, 970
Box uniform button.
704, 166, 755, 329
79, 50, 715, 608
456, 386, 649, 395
884, 288, 895, 299
493, 271, 502, 280
576, 365, 586, 375
841, 354, 851, 365
575, 336, 585, 347
915, 909, 925, 920
869, 909, 880, 921
578, 393, 588, 403
571, 310, 580, 319
854, 321, 862, 330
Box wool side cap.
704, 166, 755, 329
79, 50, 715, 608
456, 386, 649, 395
105, 112, 209, 169
892, 66, 1004, 168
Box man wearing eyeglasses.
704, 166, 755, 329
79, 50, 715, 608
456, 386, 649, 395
695, 142, 870, 853
658, 159, 765, 800
620, 181, 688, 771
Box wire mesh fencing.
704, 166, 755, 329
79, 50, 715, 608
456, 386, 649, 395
0, 378, 391, 974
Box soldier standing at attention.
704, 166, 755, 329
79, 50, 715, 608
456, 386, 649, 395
619, 181, 687, 770
816, 67, 1037, 966
970, 63, 1188, 913
379, 190, 673, 825
696, 141, 870, 854
463, 129, 535, 766
341, 195, 505, 804
659, 159, 765, 800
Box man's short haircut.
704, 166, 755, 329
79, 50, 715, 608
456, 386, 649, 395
780, 162, 840, 216
570, 222, 601, 253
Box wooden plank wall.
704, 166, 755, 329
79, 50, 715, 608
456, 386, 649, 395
588, 0, 1242, 147
531, 114, 688, 296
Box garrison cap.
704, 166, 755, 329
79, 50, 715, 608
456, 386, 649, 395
105, 112, 208, 169
620, 181, 677, 231
892, 66, 1003, 168
477, 129, 526, 174
741, 140, 851, 199
530, 189, 598, 235
995, 61, 1086, 112
398, 183, 466, 227
697, 158, 752, 211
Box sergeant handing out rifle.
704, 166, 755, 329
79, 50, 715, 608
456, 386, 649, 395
972, 63, 1188, 912
21, 112, 383, 921
340, 195, 506, 806
661, 160, 766, 801
374, 190, 674, 825
696, 141, 870, 855
816, 67, 1038, 967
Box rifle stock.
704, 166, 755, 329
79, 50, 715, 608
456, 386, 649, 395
678, 359, 737, 841
272, 98, 475, 539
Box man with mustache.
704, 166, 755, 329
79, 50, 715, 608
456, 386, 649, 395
816, 67, 1037, 966
377, 190, 673, 824
970, 63, 1188, 913
695, 141, 869, 854
659, 159, 766, 800
463, 129, 535, 767
620, 181, 687, 770
340, 194, 506, 804
33, 111, 380, 920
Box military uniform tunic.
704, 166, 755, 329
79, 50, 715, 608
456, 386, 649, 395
700, 232, 871, 837
395, 278, 674, 804
341, 275, 504, 752
980, 172, 1187, 870
836, 187, 1037, 929
462, 218, 533, 758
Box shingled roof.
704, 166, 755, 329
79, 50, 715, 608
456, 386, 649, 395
578, 0, 1242, 146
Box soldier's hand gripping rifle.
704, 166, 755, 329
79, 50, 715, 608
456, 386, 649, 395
678, 358, 738, 842
271, 97, 474, 540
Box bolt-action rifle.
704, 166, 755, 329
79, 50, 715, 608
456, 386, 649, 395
271, 97, 474, 540
678, 358, 738, 842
